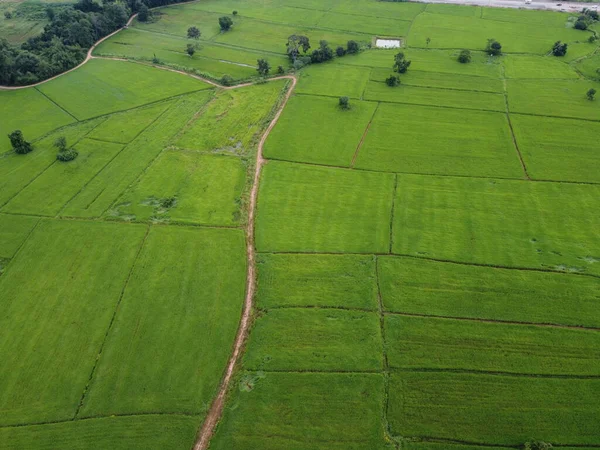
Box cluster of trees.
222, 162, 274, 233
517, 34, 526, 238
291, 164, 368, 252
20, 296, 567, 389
8, 131, 33, 154
485, 38, 502, 56
458, 49, 471, 63
383, 52, 411, 88
551, 41, 567, 57
285, 35, 361, 69
54, 136, 78, 161
574, 8, 598, 30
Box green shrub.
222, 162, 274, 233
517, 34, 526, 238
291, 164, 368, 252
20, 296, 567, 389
385, 74, 400, 87
339, 96, 350, 110
56, 148, 78, 161
458, 49, 472, 63
221, 74, 234, 86
8, 130, 33, 155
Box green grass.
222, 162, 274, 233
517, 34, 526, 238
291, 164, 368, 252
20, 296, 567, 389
392, 175, 600, 274
243, 308, 383, 371
315, 12, 411, 36
355, 103, 523, 178
175, 81, 285, 154
37, 59, 213, 120
503, 55, 579, 79
211, 372, 387, 450
264, 94, 377, 166
563, 41, 599, 62
0, 213, 38, 259
574, 51, 600, 79
370, 68, 504, 92
79, 226, 246, 417
255, 253, 379, 310
132, 6, 224, 39
4, 139, 125, 216
0, 1, 47, 44
482, 6, 572, 26
388, 372, 600, 445
386, 315, 600, 375
331, 0, 425, 20
256, 161, 395, 253
0, 219, 146, 426
378, 256, 600, 327
0, 415, 200, 450
511, 114, 600, 182
107, 151, 246, 225
0, 88, 75, 154
425, 3, 481, 17
363, 81, 506, 111
60, 90, 213, 218
296, 64, 371, 99
507, 78, 600, 120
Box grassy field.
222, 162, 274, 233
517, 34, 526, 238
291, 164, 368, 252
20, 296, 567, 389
0, 1, 48, 44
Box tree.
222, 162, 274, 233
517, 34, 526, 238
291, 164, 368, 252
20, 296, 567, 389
4, 11, 13, 19
187, 26, 200, 39
277, 65, 285, 74
257, 58, 270, 76
458, 49, 471, 63
426, 37, 431, 46
221, 74, 234, 86
219, 16, 233, 32
587, 88, 596, 100
186, 43, 195, 57
286, 34, 310, 62
336, 46, 346, 57
551, 41, 567, 56
138, 4, 152, 22
393, 51, 411, 73
310, 40, 333, 63
385, 74, 400, 87
8, 130, 33, 154
347, 40, 359, 54
54, 135, 77, 161
232, 10, 238, 15
574, 17, 588, 30
485, 38, 502, 56
54, 136, 67, 152
339, 96, 350, 110
524, 441, 553, 450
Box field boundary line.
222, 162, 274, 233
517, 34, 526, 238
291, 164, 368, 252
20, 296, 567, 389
393, 367, 600, 379
193, 75, 297, 450
0, 218, 41, 275
388, 174, 398, 254
73, 224, 151, 419
34, 87, 80, 122
501, 68, 530, 180
241, 368, 383, 374
405, 435, 600, 449
385, 310, 600, 332
370, 78, 506, 95
260, 305, 377, 313
350, 102, 379, 168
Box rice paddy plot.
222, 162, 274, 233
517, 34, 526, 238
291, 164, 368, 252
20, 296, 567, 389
176, 81, 286, 154
563, 42, 599, 63
0, 219, 146, 426
408, 12, 584, 54
404, 444, 512, 450
0, 415, 200, 450
363, 81, 506, 112
243, 308, 383, 371
391, 174, 600, 274
503, 54, 579, 79
378, 256, 600, 327
255, 253, 379, 310
295, 64, 370, 99
108, 151, 245, 226
315, 11, 411, 36
79, 226, 246, 417
0, 213, 38, 260
0, 118, 103, 207
132, 6, 223, 40
482, 6, 571, 27
511, 114, 600, 183
211, 4, 325, 27
0, 88, 75, 155
210, 372, 388, 450
3, 139, 125, 216
386, 315, 600, 374
37, 59, 213, 120
263, 94, 377, 166
388, 372, 600, 445
355, 103, 522, 178
574, 51, 600, 79
425, 3, 481, 17
255, 161, 395, 253
507, 78, 600, 120
331, 0, 425, 21
61, 90, 213, 218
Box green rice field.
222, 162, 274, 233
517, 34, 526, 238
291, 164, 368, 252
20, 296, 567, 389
1, 0, 600, 448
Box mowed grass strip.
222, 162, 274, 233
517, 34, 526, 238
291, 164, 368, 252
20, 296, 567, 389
378, 256, 600, 327
210, 372, 387, 450
507, 78, 600, 120
264, 95, 377, 167
37, 59, 213, 120
4, 139, 125, 216
355, 103, 522, 178
79, 226, 245, 417
295, 64, 371, 99
243, 308, 383, 371
256, 253, 379, 310
386, 315, 600, 375
0, 219, 146, 426
392, 174, 600, 275
176, 81, 286, 154
255, 161, 394, 253
0, 415, 199, 450
61, 90, 213, 218
0, 88, 74, 155
511, 114, 600, 183
363, 81, 506, 111
107, 151, 245, 226
388, 372, 600, 445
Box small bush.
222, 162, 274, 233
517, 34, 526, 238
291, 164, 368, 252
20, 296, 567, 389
524, 441, 553, 450
159, 196, 177, 209
551, 41, 567, 57
589, 35, 598, 43
457, 49, 471, 63
574, 18, 588, 30
4, 11, 13, 19
385, 74, 400, 87
347, 40, 360, 54
393, 52, 411, 73
54, 136, 67, 152
277, 65, 285, 74
587, 88, 596, 101
221, 74, 234, 86
232, 10, 238, 15
486, 38, 502, 56
336, 46, 346, 57
219, 16, 233, 31
56, 148, 78, 162
339, 96, 350, 110
152, 53, 161, 64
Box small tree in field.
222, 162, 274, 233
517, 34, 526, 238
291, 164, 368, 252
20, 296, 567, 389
393, 51, 411, 73
458, 49, 471, 63
385, 74, 400, 87
347, 40, 359, 54
232, 10, 238, 15
219, 16, 233, 31
486, 38, 502, 56
551, 41, 567, 56
8, 130, 33, 154
54, 135, 78, 161
257, 58, 270, 76
339, 96, 350, 110
277, 65, 285, 74
187, 26, 201, 39
286, 34, 311, 62
426, 37, 431, 46
587, 88, 596, 100
221, 74, 234, 86
186, 43, 195, 57
54, 136, 67, 152
336, 46, 346, 57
